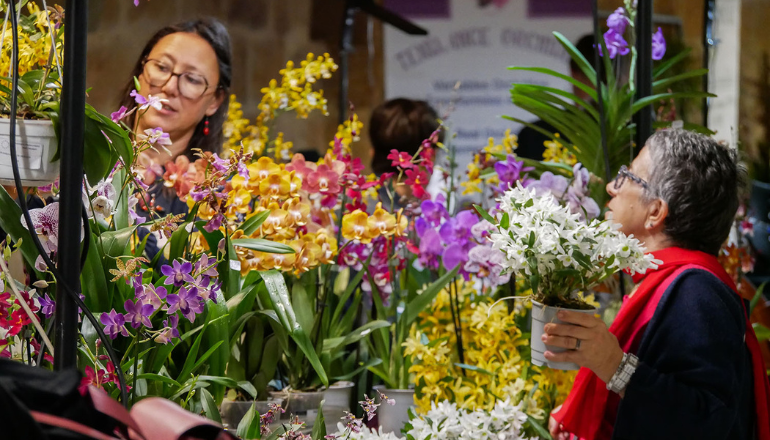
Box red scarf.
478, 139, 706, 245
551, 247, 770, 440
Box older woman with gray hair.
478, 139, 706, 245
545, 129, 770, 440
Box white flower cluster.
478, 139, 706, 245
333, 400, 531, 440
488, 183, 658, 296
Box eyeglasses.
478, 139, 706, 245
613, 165, 649, 191
142, 59, 211, 99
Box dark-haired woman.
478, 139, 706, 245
118, 18, 232, 259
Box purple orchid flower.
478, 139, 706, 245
438, 211, 478, 247
139, 284, 167, 310
211, 154, 230, 174
100, 309, 129, 339
38, 294, 55, 319
494, 155, 533, 192
203, 214, 225, 233
600, 29, 630, 59
652, 27, 666, 60
20, 202, 60, 253
524, 172, 569, 199
418, 229, 443, 270
166, 286, 204, 322
194, 254, 219, 278
414, 217, 430, 237
161, 260, 193, 287
124, 299, 154, 329
442, 243, 469, 272
130, 90, 166, 111
464, 245, 510, 286
156, 314, 180, 344
110, 106, 128, 123
420, 198, 449, 227
140, 127, 172, 147
606, 7, 628, 35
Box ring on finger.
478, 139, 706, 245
574, 338, 581, 350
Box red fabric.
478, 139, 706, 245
551, 247, 770, 440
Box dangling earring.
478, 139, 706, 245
203, 116, 210, 136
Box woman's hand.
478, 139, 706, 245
549, 405, 571, 440
542, 310, 624, 384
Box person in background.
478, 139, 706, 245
516, 34, 594, 160
116, 18, 232, 260
547, 129, 770, 440
369, 98, 442, 210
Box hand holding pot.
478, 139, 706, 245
542, 310, 624, 384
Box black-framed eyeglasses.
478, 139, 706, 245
613, 165, 649, 191
142, 59, 211, 99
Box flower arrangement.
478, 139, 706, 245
481, 183, 657, 308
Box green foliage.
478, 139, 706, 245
508, 32, 713, 206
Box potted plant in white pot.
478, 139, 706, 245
0, 2, 127, 187
477, 182, 658, 370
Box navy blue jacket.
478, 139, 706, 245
613, 269, 756, 439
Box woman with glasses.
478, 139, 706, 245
117, 18, 232, 261
546, 129, 770, 440
118, 18, 231, 164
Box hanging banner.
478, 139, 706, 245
384, 0, 592, 171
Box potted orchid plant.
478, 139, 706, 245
476, 183, 658, 369
0, 1, 130, 187
507, 0, 713, 206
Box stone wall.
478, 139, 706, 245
81, 0, 384, 166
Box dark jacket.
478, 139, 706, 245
613, 269, 756, 439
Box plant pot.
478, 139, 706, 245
530, 300, 597, 370
0, 118, 58, 186
220, 399, 283, 430
373, 388, 414, 437
269, 383, 353, 431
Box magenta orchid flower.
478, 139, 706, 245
110, 105, 128, 123
652, 27, 666, 60
124, 299, 155, 329
161, 260, 193, 287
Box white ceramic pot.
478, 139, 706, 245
530, 300, 597, 370
0, 118, 58, 186
375, 388, 414, 437
269, 382, 353, 431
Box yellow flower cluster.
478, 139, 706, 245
460, 129, 518, 195
329, 113, 363, 157
0, 3, 61, 77
543, 133, 577, 165
341, 203, 407, 244
223, 53, 338, 159
261, 53, 337, 120
406, 280, 576, 421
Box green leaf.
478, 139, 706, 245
323, 320, 391, 352
232, 238, 295, 254
508, 66, 597, 101
203, 290, 230, 402
311, 400, 326, 440
653, 47, 693, 79
81, 233, 111, 312
236, 402, 262, 440
0, 185, 41, 274
241, 210, 271, 236
168, 222, 191, 262
630, 91, 716, 116
404, 266, 459, 325
473, 204, 496, 225
552, 32, 596, 86
454, 363, 494, 376
526, 414, 553, 440
136, 373, 182, 388
754, 323, 770, 342
750, 283, 766, 315
200, 388, 222, 424
261, 270, 329, 387
332, 358, 383, 381
652, 68, 708, 90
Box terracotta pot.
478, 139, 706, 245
0, 119, 58, 186
530, 300, 597, 370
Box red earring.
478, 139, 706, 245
203, 117, 210, 136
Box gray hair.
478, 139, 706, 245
643, 129, 743, 255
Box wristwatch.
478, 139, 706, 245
606, 352, 639, 394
